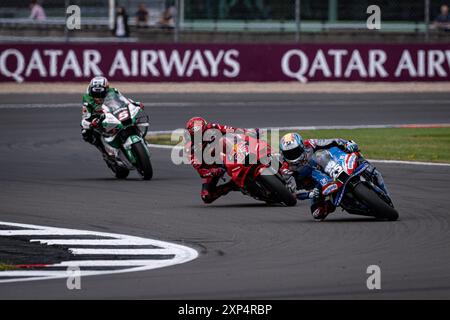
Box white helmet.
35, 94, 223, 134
280, 132, 307, 164
88, 76, 109, 99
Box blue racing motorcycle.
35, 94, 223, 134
310, 147, 399, 221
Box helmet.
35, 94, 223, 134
88, 76, 109, 99
185, 117, 208, 137
280, 133, 306, 164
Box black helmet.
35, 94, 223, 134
88, 76, 109, 99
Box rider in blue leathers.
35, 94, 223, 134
280, 133, 388, 220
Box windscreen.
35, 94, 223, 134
103, 92, 129, 112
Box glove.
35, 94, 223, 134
345, 140, 359, 153
307, 188, 320, 199
280, 162, 292, 176
90, 118, 101, 128
139, 102, 145, 110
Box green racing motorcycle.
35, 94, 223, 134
95, 92, 153, 180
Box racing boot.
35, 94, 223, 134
201, 180, 238, 204
91, 133, 117, 165
311, 199, 336, 221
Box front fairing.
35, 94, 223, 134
333, 162, 369, 206
101, 93, 130, 134
100, 93, 149, 144
222, 139, 254, 188
311, 147, 368, 204
221, 134, 273, 188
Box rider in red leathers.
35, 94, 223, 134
184, 117, 257, 204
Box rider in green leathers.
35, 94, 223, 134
80, 76, 143, 160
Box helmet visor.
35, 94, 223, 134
90, 86, 107, 98
283, 146, 304, 162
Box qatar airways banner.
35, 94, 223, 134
0, 43, 449, 82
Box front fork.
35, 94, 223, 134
122, 135, 147, 165
357, 154, 389, 196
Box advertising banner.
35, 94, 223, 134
1, 43, 449, 82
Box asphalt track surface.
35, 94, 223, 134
0, 92, 449, 299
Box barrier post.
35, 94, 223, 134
174, 0, 180, 43
328, 0, 337, 23
424, 0, 430, 42
109, 0, 115, 31
179, 0, 185, 28
64, 0, 70, 42
295, 0, 301, 42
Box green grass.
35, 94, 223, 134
0, 263, 17, 271
146, 127, 450, 163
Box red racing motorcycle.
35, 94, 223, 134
219, 133, 297, 206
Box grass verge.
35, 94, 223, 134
0, 263, 17, 271
146, 127, 450, 163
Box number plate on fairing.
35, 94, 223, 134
325, 161, 344, 180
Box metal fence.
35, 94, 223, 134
0, 0, 447, 39
181, 0, 430, 21
0, 0, 166, 24
180, 0, 439, 32
0, 0, 108, 18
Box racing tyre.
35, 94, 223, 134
257, 170, 297, 207
353, 183, 399, 221
114, 166, 130, 179
132, 142, 153, 180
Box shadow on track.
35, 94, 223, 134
66, 177, 164, 182
197, 203, 283, 208
317, 216, 396, 223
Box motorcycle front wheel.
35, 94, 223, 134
131, 142, 153, 180
352, 183, 399, 221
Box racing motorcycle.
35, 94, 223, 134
219, 133, 297, 206
95, 92, 153, 180
310, 147, 398, 220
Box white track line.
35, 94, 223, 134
54, 260, 176, 267
369, 159, 450, 167
68, 248, 174, 255
147, 141, 450, 167
1, 99, 450, 109
146, 123, 450, 136
30, 239, 160, 246
0, 221, 198, 283
146, 126, 450, 167
0, 271, 101, 277
147, 143, 181, 150
0, 230, 98, 236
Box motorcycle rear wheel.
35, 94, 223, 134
257, 171, 297, 207
352, 183, 399, 221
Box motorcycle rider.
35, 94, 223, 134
81, 76, 144, 161
184, 116, 258, 204
279, 132, 388, 220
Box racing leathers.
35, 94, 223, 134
282, 138, 388, 220
185, 123, 257, 204
80, 88, 142, 158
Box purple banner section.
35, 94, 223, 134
0, 43, 449, 82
